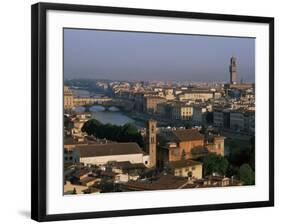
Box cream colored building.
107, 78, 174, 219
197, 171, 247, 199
64, 86, 74, 109
75, 143, 150, 167
178, 91, 214, 102
172, 104, 193, 120
114, 173, 129, 183
64, 85, 112, 109
164, 88, 175, 100
169, 160, 203, 179
71, 113, 91, 138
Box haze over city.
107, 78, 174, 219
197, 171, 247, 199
63, 28, 256, 194
64, 28, 255, 82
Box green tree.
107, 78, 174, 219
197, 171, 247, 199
81, 119, 102, 136
120, 123, 143, 146
238, 163, 255, 185
110, 125, 121, 140
81, 119, 143, 147
121, 123, 138, 139
202, 153, 229, 176
227, 146, 251, 167
199, 124, 208, 135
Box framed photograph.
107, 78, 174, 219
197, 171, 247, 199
31, 2, 274, 222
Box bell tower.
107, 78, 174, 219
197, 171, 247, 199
229, 56, 237, 84
146, 119, 157, 168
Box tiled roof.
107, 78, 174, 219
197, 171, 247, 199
121, 173, 188, 190
76, 142, 144, 158
172, 129, 204, 142
110, 161, 146, 170
169, 159, 202, 169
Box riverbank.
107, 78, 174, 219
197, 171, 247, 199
123, 111, 191, 128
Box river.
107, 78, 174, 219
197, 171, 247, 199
90, 105, 136, 126
74, 105, 141, 127
72, 89, 143, 127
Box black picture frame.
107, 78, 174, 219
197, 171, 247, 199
31, 2, 274, 222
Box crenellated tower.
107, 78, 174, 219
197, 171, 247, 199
229, 56, 237, 84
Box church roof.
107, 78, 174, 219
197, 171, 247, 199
173, 129, 204, 141
76, 142, 144, 158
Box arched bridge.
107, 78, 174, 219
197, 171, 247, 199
74, 97, 134, 111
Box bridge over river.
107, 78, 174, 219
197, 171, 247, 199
74, 104, 142, 127
74, 97, 134, 112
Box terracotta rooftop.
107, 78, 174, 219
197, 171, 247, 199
121, 173, 188, 190
169, 160, 202, 169
172, 129, 204, 142
76, 142, 144, 158
109, 161, 146, 170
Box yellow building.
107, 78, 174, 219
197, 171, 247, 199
178, 91, 214, 101
172, 104, 193, 120
64, 86, 74, 109
169, 159, 203, 179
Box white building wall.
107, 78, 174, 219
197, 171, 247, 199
179, 93, 213, 101
80, 153, 145, 166
114, 173, 129, 183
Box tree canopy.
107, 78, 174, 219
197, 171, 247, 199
227, 146, 250, 167
224, 138, 255, 182
199, 124, 208, 136
82, 119, 144, 147
226, 138, 255, 172
238, 163, 255, 185
202, 153, 229, 176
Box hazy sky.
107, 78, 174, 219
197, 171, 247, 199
64, 28, 255, 82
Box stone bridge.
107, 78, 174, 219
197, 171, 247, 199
74, 97, 134, 111
73, 97, 112, 106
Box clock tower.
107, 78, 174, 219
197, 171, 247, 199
229, 56, 237, 84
